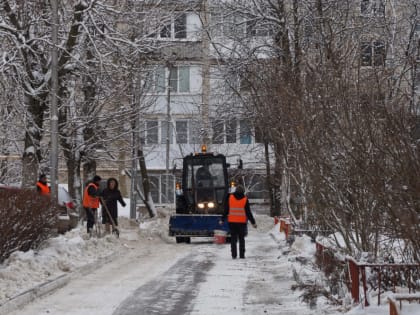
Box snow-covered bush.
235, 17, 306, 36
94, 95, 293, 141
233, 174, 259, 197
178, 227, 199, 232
0, 188, 57, 262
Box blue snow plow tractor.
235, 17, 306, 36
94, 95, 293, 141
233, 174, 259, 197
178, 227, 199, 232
169, 146, 231, 243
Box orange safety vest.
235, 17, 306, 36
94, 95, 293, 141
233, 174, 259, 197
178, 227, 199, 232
228, 195, 248, 223
82, 183, 100, 209
36, 182, 50, 196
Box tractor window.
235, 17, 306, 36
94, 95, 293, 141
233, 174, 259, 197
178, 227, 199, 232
208, 163, 224, 187
184, 156, 228, 207
196, 166, 213, 187
186, 163, 225, 189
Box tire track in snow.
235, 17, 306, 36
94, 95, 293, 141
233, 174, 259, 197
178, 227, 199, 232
112, 251, 214, 315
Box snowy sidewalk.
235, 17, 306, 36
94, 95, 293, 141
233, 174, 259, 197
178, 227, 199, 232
189, 228, 324, 314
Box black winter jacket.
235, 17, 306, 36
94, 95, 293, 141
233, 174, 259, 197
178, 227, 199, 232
222, 191, 256, 225
101, 178, 126, 215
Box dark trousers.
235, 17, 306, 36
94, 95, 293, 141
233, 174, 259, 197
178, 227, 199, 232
229, 223, 247, 258
84, 207, 97, 233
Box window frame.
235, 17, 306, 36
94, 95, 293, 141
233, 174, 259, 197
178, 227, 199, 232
360, 40, 386, 67
360, 0, 385, 17
246, 19, 273, 37
210, 12, 245, 38
226, 118, 237, 144
146, 174, 175, 204
161, 120, 173, 145
157, 13, 188, 40
212, 119, 224, 144
169, 66, 190, 94
239, 119, 252, 144
176, 120, 188, 144
189, 120, 201, 144
140, 119, 159, 145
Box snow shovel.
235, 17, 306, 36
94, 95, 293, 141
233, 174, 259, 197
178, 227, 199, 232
94, 209, 102, 238
100, 197, 120, 238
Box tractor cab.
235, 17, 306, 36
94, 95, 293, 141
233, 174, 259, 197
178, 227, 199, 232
178, 153, 228, 215
169, 146, 231, 243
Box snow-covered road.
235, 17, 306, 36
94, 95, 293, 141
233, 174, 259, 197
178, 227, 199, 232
114, 232, 318, 315
3, 212, 419, 315
7, 219, 328, 315
7, 236, 189, 315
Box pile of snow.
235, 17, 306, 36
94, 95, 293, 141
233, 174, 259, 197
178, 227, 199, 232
0, 227, 124, 303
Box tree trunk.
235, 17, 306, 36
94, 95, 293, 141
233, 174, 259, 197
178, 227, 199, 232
264, 140, 276, 217
138, 149, 156, 218
66, 155, 82, 215
83, 160, 97, 185
21, 94, 48, 188
21, 152, 38, 188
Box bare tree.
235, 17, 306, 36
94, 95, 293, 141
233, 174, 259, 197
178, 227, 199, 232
207, 0, 420, 260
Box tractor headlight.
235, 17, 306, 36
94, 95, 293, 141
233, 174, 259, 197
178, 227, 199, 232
197, 203, 205, 209
207, 202, 215, 208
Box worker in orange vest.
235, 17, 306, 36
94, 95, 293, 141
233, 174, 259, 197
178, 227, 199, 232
82, 175, 102, 235
220, 184, 257, 259
36, 174, 51, 196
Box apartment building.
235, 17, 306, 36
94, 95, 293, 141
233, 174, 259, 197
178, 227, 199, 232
130, 1, 270, 206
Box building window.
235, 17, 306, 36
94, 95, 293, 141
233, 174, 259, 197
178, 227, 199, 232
226, 119, 237, 143
224, 71, 240, 93
178, 66, 190, 92
160, 20, 171, 38
247, 174, 268, 200
169, 66, 190, 93
155, 67, 166, 93
174, 14, 187, 39
210, 118, 254, 144
161, 174, 175, 203
148, 176, 160, 203
254, 126, 264, 143
210, 12, 244, 38
158, 13, 187, 39
144, 66, 165, 93
212, 119, 224, 144
147, 174, 175, 204
361, 41, 385, 67
176, 121, 188, 144
246, 19, 273, 37
361, 0, 385, 16
240, 120, 252, 144
189, 120, 201, 144
141, 120, 158, 145
161, 121, 173, 144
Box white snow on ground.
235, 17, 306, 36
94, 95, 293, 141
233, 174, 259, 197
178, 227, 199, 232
1, 200, 419, 315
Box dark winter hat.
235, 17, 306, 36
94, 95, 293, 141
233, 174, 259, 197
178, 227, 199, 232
93, 175, 102, 183
39, 174, 47, 180
236, 184, 245, 194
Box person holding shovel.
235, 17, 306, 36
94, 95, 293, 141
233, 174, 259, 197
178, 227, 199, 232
101, 178, 126, 234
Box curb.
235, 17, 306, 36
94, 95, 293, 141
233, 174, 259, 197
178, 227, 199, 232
0, 274, 70, 315
0, 252, 117, 315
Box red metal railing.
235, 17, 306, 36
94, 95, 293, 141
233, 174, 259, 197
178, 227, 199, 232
388, 294, 420, 315
346, 257, 420, 306
279, 217, 291, 238
388, 297, 401, 315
